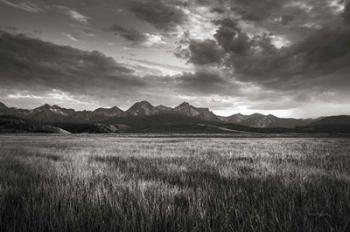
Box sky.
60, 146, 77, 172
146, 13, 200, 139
0, 0, 350, 118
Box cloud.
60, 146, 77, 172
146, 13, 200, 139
132, 59, 191, 71
194, 0, 288, 22
187, 39, 223, 65
175, 8, 350, 95
175, 68, 238, 95
212, 19, 278, 56
109, 24, 165, 47
143, 33, 166, 47
230, 27, 350, 92
123, 0, 187, 31
0, 0, 41, 13
66, 8, 89, 23
0, 30, 148, 99
195, 0, 343, 43
3, 89, 98, 110
109, 24, 148, 43
56, 6, 89, 24
214, 19, 253, 55
63, 33, 80, 42
8, 92, 44, 100
181, 19, 278, 66
231, 0, 287, 21
1, 1, 90, 23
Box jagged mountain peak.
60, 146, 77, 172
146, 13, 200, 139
126, 100, 157, 116
93, 106, 124, 117
173, 102, 218, 121
174, 102, 197, 112
135, 100, 152, 106
175, 102, 192, 109
36, 103, 51, 109
35, 104, 60, 110
179, 101, 190, 106
33, 104, 74, 116
33, 104, 55, 113
128, 100, 154, 109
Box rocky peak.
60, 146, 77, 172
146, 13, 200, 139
175, 102, 191, 109
94, 106, 123, 113
93, 106, 124, 117
174, 102, 201, 117
33, 104, 73, 116
126, 101, 157, 116
33, 104, 52, 113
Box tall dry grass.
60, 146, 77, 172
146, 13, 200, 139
0, 135, 349, 231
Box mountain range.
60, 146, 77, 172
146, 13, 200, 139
0, 101, 349, 134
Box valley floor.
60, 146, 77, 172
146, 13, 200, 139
0, 135, 349, 232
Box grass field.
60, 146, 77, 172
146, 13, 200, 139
0, 134, 349, 232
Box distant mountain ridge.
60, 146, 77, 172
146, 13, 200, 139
0, 100, 349, 134
222, 113, 315, 128
0, 100, 309, 127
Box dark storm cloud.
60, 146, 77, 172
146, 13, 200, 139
231, 27, 350, 91
187, 39, 223, 65
214, 19, 278, 56
109, 24, 147, 43
123, 0, 187, 31
179, 0, 350, 94
183, 19, 277, 67
0, 30, 147, 95
214, 19, 252, 55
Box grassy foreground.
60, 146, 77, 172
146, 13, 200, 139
0, 135, 349, 232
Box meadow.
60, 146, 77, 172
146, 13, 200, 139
0, 134, 349, 232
